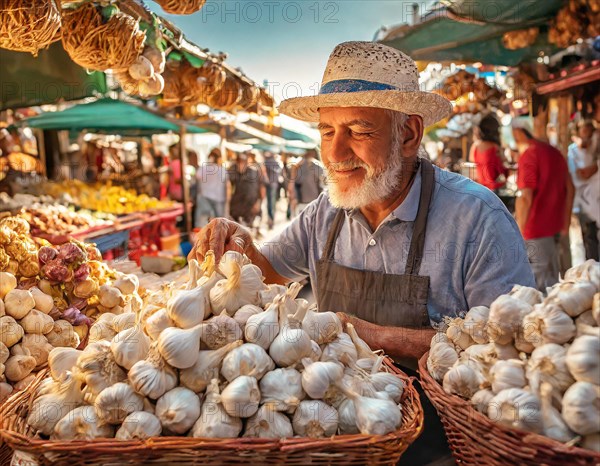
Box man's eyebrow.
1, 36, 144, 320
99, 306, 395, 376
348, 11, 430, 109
317, 123, 332, 130
317, 120, 375, 130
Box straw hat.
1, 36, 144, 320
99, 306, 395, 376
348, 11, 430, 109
279, 41, 452, 127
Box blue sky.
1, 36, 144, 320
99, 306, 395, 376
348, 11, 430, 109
148, 1, 430, 102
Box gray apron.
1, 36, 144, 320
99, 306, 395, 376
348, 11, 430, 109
316, 158, 434, 329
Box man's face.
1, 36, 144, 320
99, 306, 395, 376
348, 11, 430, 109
578, 125, 593, 142
318, 107, 398, 207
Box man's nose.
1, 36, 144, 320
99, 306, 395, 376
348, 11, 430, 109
327, 133, 354, 164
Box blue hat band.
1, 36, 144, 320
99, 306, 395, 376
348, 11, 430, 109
319, 79, 399, 95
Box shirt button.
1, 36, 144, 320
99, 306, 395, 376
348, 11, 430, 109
369, 238, 376, 246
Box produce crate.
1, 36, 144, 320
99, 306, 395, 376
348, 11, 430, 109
0, 360, 423, 466
417, 352, 600, 466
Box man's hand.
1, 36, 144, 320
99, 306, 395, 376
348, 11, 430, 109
188, 218, 253, 264
576, 165, 598, 180
336, 313, 383, 350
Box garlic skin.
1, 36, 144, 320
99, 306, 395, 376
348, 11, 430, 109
259, 284, 287, 308
292, 400, 338, 438
180, 340, 242, 393
76, 341, 128, 397
116, 411, 162, 440
221, 343, 275, 382
4, 354, 36, 382
489, 359, 526, 394
446, 317, 475, 350
509, 284, 543, 306
301, 359, 344, 399
443, 364, 485, 399
487, 388, 543, 434
539, 382, 574, 443
218, 250, 250, 279
522, 303, 576, 347
94, 382, 144, 424
88, 319, 117, 344
156, 387, 201, 434
487, 295, 532, 345
30, 287, 54, 314
53, 405, 114, 440
0, 315, 24, 347
112, 313, 137, 334
0, 271, 17, 299
209, 262, 262, 315
129, 344, 178, 400
564, 259, 600, 288
4, 289, 35, 320
346, 323, 378, 359
243, 404, 293, 438
145, 308, 174, 341
369, 372, 404, 403
111, 325, 151, 370
113, 274, 139, 296
166, 285, 211, 329
156, 324, 202, 369
20, 309, 54, 334
259, 367, 305, 413
320, 333, 358, 364
427, 342, 458, 382
561, 381, 600, 436
19, 333, 53, 367
566, 335, 600, 383
338, 398, 359, 434
220, 375, 260, 418
244, 299, 280, 349
347, 390, 401, 435
430, 332, 451, 348
46, 320, 80, 348
471, 389, 494, 414
546, 280, 596, 317
98, 285, 123, 309
526, 343, 573, 395
48, 347, 81, 381
233, 304, 262, 330
302, 309, 343, 345
190, 379, 242, 438
461, 306, 490, 344
201, 310, 243, 350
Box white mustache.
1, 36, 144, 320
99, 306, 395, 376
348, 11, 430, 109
327, 160, 370, 172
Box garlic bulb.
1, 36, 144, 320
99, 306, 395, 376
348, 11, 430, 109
111, 324, 150, 370
301, 358, 344, 399
292, 400, 338, 438
19, 333, 53, 367
430, 332, 451, 348
180, 340, 242, 393
46, 320, 80, 348
156, 387, 201, 434
0, 341, 8, 364
338, 398, 359, 434
470, 389, 494, 414
487, 295, 532, 345
320, 333, 358, 364
526, 343, 573, 395
509, 284, 543, 306
218, 250, 249, 279
346, 322, 378, 359
5, 354, 36, 382
539, 382, 574, 443
0, 271, 17, 299
243, 404, 293, 438
30, 287, 54, 314
95, 382, 144, 424
167, 281, 212, 329
0, 315, 24, 347
233, 304, 262, 330
566, 335, 600, 383
259, 284, 287, 307
0, 382, 13, 403
220, 375, 260, 418
53, 405, 114, 440
201, 310, 243, 350
561, 382, 600, 435
445, 317, 475, 350
19, 309, 54, 335
221, 343, 275, 382
209, 262, 262, 315
145, 308, 174, 341
338, 384, 401, 435
259, 367, 305, 413
244, 298, 280, 349
116, 411, 162, 440
112, 313, 136, 334
582, 433, 600, 453
128, 343, 178, 399
4, 289, 35, 319
369, 372, 404, 403
27, 372, 84, 435
461, 306, 490, 344
269, 300, 312, 367
190, 379, 242, 438
442, 364, 484, 399
301, 309, 342, 345
546, 280, 596, 317
88, 319, 117, 344
487, 388, 543, 433
427, 342, 458, 382
48, 347, 81, 381
493, 342, 520, 361
113, 274, 139, 295
522, 303, 576, 347
156, 323, 203, 369
564, 259, 600, 288
98, 285, 123, 309
75, 341, 127, 397
309, 340, 322, 362
489, 359, 526, 394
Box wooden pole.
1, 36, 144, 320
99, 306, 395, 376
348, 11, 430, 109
179, 126, 192, 237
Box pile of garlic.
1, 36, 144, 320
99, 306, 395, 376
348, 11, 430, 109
427, 259, 600, 453
26, 251, 405, 442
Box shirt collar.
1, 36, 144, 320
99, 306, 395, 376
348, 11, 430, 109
345, 161, 423, 223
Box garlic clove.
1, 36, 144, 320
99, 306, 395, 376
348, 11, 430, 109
30, 287, 54, 314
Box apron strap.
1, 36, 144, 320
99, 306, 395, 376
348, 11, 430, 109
405, 158, 435, 275
323, 209, 345, 260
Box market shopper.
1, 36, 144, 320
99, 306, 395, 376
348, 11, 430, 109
513, 124, 574, 291
470, 114, 508, 193
263, 151, 283, 229
195, 149, 228, 229
228, 151, 264, 228
289, 148, 325, 216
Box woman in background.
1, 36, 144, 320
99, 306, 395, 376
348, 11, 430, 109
470, 114, 508, 194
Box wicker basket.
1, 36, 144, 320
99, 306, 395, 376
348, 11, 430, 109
181, 61, 227, 105
0, 359, 423, 465
206, 74, 243, 112
155, 0, 207, 15
238, 85, 261, 111
0, 0, 61, 56
418, 352, 600, 466
61, 3, 145, 71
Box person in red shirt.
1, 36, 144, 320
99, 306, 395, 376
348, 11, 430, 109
470, 115, 508, 192
513, 126, 574, 291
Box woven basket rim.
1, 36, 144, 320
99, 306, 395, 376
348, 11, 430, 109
417, 351, 600, 461
0, 358, 424, 456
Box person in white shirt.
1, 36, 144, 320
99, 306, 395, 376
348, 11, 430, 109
567, 120, 599, 260
195, 149, 228, 228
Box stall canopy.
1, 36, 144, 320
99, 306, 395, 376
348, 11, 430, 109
0, 43, 107, 111
380, 0, 563, 66
22, 99, 209, 135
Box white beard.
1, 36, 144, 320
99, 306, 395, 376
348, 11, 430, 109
326, 150, 405, 209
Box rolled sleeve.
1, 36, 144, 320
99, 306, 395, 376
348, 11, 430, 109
463, 208, 535, 307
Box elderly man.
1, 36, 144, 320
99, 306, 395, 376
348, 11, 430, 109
192, 41, 534, 362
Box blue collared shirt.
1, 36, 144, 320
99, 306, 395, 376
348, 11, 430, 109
259, 163, 535, 327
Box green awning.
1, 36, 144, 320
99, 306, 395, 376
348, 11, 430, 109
0, 43, 107, 111
23, 99, 209, 135
380, 0, 563, 66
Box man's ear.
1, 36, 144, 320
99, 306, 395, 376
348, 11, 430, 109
401, 115, 424, 158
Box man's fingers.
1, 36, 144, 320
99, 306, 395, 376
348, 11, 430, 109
209, 220, 228, 263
